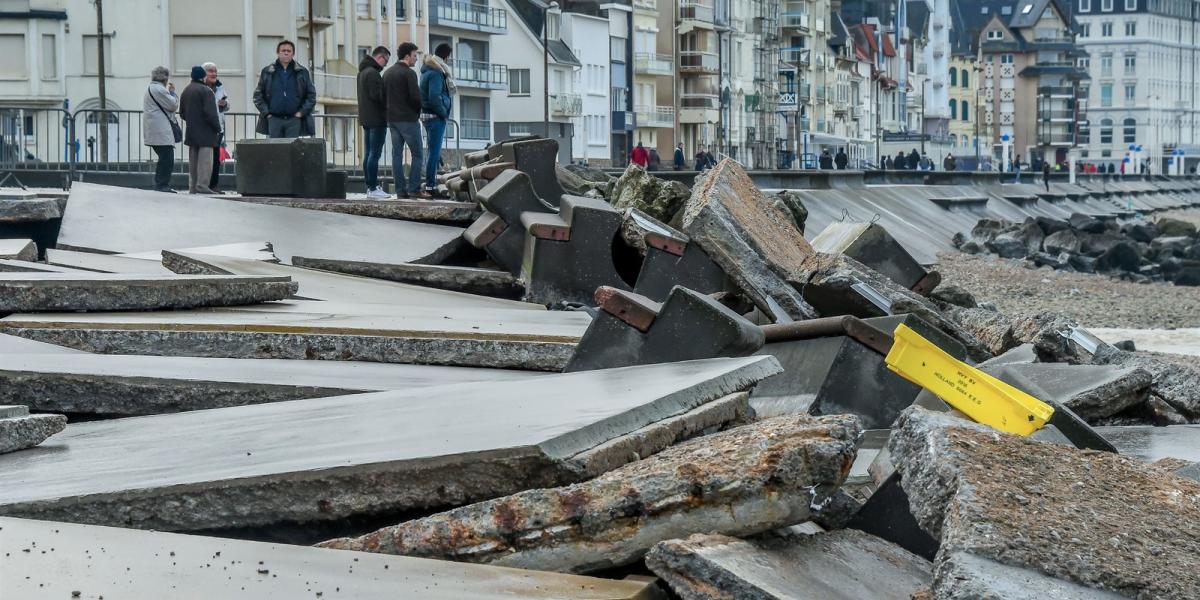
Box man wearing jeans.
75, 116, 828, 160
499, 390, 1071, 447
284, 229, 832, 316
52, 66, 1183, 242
357, 46, 391, 198
383, 42, 428, 199
252, 40, 317, 139
420, 43, 455, 197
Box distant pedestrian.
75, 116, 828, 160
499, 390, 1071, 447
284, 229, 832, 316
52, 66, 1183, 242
818, 149, 833, 169
704, 149, 716, 168
252, 40, 317, 138
631, 141, 648, 167
1107, 162, 1116, 174
203, 62, 229, 193
179, 65, 221, 194
357, 46, 391, 198
894, 151, 907, 170
834, 147, 848, 170
142, 66, 179, 193
1043, 160, 1051, 191
673, 142, 685, 170
420, 43, 455, 197
648, 148, 661, 171
943, 153, 956, 171
882, 155, 892, 170
695, 146, 710, 171
907, 148, 921, 171
386, 42, 429, 199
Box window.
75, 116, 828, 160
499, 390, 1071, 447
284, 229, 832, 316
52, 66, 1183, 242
174, 35, 243, 74
1002, 5, 1012, 15
961, 68, 969, 88
1125, 0, 1136, 8
610, 37, 625, 63
1101, 118, 1113, 143
1124, 52, 1136, 69
962, 100, 970, 120
509, 69, 530, 95
987, 29, 1004, 40
1102, 0, 1113, 10
1001, 54, 1014, 64
1101, 84, 1113, 106
82, 34, 112, 76
356, 0, 370, 17
1078, 57, 1090, 69
1021, 3, 1033, 14
40, 34, 55, 79
1101, 22, 1113, 36
1080, 0, 1091, 10
949, 98, 957, 119
0, 34, 23, 78
982, 6, 989, 13
1101, 53, 1112, 76
1123, 117, 1136, 143
1125, 21, 1136, 36
509, 123, 532, 136
950, 69, 957, 86
1125, 83, 1136, 101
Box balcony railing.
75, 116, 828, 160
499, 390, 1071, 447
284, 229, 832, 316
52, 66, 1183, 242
461, 118, 491, 140
679, 51, 718, 74
782, 12, 809, 28
633, 0, 656, 10
430, 0, 507, 33
680, 93, 719, 109
780, 47, 810, 65
634, 52, 673, 76
453, 60, 508, 90
678, 0, 714, 23
779, 91, 797, 107
297, 0, 334, 20
550, 92, 583, 117
634, 104, 674, 128
314, 71, 357, 101
1038, 86, 1076, 97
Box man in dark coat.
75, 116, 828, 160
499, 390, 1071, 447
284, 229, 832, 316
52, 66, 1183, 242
818, 149, 833, 169
252, 40, 317, 138
178, 65, 221, 194
673, 142, 685, 170
894, 151, 907, 170
385, 41, 427, 198
357, 46, 390, 198
907, 148, 921, 170
834, 148, 848, 170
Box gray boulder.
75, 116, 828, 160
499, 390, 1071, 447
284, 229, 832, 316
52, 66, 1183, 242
768, 190, 809, 234
1122, 221, 1159, 243
1156, 217, 1198, 238
1042, 229, 1081, 254
1095, 242, 1141, 272
611, 164, 690, 223
1068, 213, 1105, 234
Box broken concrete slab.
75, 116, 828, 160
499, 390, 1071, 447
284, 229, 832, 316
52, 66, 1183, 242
679, 160, 816, 321
0, 238, 36, 261
0, 356, 782, 531
0, 352, 541, 415
117, 241, 279, 263
0, 332, 85, 354
935, 552, 1125, 600
0, 517, 665, 600
57, 182, 465, 265
0, 306, 590, 370
988, 362, 1153, 421
291, 256, 522, 299
810, 222, 935, 292
564, 285, 764, 372
0, 272, 298, 312
230, 196, 479, 223
0, 197, 60, 222
646, 529, 931, 600
317, 412, 859, 574
1090, 345, 1200, 420
890, 406, 1200, 599
0, 259, 87, 273
163, 251, 534, 309
45, 248, 175, 274
0, 406, 66, 454
1091, 424, 1200, 463
610, 163, 690, 223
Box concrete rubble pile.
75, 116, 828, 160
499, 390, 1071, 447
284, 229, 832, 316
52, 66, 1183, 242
0, 136, 1198, 598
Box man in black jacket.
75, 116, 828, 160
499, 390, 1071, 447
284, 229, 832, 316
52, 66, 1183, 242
357, 46, 390, 198
834, 147, 848, 170
383, 42, 427, 199
179, 65, 221, 194
252, 40, 317, 138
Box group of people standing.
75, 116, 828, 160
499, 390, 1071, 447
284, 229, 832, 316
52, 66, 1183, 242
141, 38, 455, 199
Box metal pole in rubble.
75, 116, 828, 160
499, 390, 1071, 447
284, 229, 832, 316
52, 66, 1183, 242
94, 0, 108, 163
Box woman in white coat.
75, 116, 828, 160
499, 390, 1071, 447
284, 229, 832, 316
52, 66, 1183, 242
142, 66, 179, 193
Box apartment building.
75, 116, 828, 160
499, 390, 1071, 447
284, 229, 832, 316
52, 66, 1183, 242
560, 11, 611, 165
675, 0, 721, 157
1075, 0, 1200, 172
631, 0, 674, 159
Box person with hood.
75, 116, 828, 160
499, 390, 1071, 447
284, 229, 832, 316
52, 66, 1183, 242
420, 43, 455, 197
907, 148, 921, 170
142, 66, 179, 193
673, 142, 685, 170
695, 146, 710, 170
834, 147, 848, 170
357, 46, 391, 198
894, 151, 907, 170
818, 148, 833, 169
386, 42, 429, 199
630, 141, 648, 167
252, 40, 317, 138
943, 153, 956, 171
203, 62, 230, 193
178, 65, 222, 194
648, 148, 661, 171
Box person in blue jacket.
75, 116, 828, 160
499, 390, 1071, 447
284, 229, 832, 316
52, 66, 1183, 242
419, 43, 455, 197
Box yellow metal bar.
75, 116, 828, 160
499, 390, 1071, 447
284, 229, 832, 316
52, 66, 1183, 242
885, 324, 1054, 436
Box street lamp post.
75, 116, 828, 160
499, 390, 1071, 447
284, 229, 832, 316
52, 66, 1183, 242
919, 78, 928, 155
537, 1, 559, 139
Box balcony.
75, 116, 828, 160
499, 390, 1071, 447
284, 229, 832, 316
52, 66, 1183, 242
460, 118, 491, 140
679, 51, 719, 74
1038, 85, 1076, 97
453, 60, 508, 90
783, 12, 809, 29
780, 47, 810, 65
297, 0, 335, 30
635, 104, 674, 128
678, 0, 714, 24
633, 0, 656, 11
779, 91, 797, 109
430, 0, 507, 34
680, 93, 718, 109
1040, 109, 1075, 122
634, 53, 673, 76
314, 71, 357, 103
550, 92, 583, 117
1039, 132, 1077, 146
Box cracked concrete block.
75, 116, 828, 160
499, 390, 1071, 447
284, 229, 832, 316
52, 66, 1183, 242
291, 256, 522, 299
45, 248, 175, 274
0, 273, 298, 312
520, 194, 633, 305
0, 259, 85, 273
935, 552, 1126, 600
57, 182, 465, 265
988, 363, 1153, 421
317, 412, 860, 574
890, 406, 1200, 599
0, 198, 60, 222
117, 242, 279, 263
810, 222, 934, 292
1090, 346, 1200, 421
234, 137, 334, 198
0, 406, 66, 454
0, 356, 781, 532
465, 170, 557, 275
645, 529, 931, 600
0, 517, 665, 600
0, 239, 36, 261
231, 197, 479, 223
679, 159, 816, 322
611, 164, 690, 223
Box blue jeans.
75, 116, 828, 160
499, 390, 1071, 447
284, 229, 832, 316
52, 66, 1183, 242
362, 126, 387, 190
423, 117, 447, 192
388, 121, 424, 194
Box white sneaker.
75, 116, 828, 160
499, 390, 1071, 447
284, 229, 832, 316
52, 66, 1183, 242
366, 187, 391, 199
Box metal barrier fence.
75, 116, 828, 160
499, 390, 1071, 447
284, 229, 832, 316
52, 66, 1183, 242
0, 106, 463, 179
